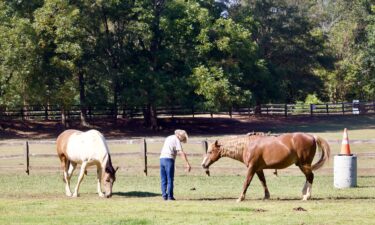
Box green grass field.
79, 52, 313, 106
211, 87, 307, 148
0, 173, 375, 225
0, 115, 374, 224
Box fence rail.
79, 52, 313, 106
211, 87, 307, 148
0, 101, 374, 121
1, 139, 375, 175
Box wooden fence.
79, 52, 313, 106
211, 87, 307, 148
1, 138, 375, 175
0, 139, 210, 176
0, 101, 374, 120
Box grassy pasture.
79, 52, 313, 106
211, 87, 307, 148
0, 173, 375, 225
0, 115, 374, 224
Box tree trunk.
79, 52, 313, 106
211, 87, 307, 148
113, 82, 119, 123
78, 71, 89, 127
254, 101, 262, 115
143, 103, 158, 130
149, 104, 158, 130
61, 107, 67, 128
142, 106, 151, 127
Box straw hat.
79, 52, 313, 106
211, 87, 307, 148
175, 129, 188, 143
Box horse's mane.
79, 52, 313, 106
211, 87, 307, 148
217, 131, 279, 175
105, 154, 116, 175
217, 132, 274, 155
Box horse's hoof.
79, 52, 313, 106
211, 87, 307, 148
98, 193, 105, 198
66, 192, 72, 197
72, 193, 79, 198
302, 196, 310, 201
236, 198, 243, 203
264, 193, 270, 200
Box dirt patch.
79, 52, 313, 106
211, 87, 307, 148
0, 114, 373, 140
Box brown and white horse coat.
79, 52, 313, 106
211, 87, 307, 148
56, 129, 117, 198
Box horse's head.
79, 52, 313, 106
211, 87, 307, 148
201, 140, 222, 174
103, 166, 119, 198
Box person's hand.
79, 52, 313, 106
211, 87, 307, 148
185, 163, 191, 172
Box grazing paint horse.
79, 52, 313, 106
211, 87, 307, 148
201, 133, 330, 202
56, 129, 118, 198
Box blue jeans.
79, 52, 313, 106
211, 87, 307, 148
160, 158, 175, 200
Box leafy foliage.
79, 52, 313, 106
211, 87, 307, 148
0, 0, 374, 126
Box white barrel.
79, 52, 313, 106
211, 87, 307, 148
334, 155, 357, 188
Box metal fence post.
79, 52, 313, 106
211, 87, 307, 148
141, 139, 147, 176
25, 141, 29, 175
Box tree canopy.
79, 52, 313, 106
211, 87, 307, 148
0, 0, 374, 127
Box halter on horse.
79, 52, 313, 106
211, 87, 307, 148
201, 132, 330, 202
56, 129, 118, 198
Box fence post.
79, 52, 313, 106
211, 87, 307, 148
202, 140, 208, 154
342, 102, 345, 115
141, 139, 147, 176
192, 106, 195, 118
284, 104, 288, 117
326, 104, 329, 115
310, 104, 313, 116
25, 141, 29, 175
44, 106, 48, 120
21, 108, 24, 121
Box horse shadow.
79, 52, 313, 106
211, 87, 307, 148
113, 191, 160, 198
192, 197, 237, 201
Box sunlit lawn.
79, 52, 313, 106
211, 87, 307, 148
0, 173, 375, 225
0, 115, 374, 224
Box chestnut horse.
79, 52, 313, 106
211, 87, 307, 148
201, 133, 330, 202
56, 129, 118, 198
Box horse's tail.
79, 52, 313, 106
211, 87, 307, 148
311, 135, 331, 171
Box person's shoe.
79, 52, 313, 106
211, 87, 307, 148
162, 195, 168, 200
168, 197, 176, 201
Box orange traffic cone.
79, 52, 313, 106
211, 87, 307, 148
340, 128, 351, 155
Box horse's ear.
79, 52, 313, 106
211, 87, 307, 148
115, 166, 119, 172
214, 140, 220, 147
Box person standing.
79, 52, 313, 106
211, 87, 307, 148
160, 129, 191, 200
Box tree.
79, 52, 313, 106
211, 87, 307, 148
33, 0, 85, 125
192, 17, 262, 110
0, 2, 39, 108
362, 3, 375, 100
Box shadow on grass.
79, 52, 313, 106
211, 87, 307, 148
113, 191, 160, 198
327, 196, 375, 200
189, 196, 375, 201
188, 197, 237, 201
273, 197, 324, 201
266, 196, 375, 201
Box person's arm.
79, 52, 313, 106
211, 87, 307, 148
179, 150, 191, 172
